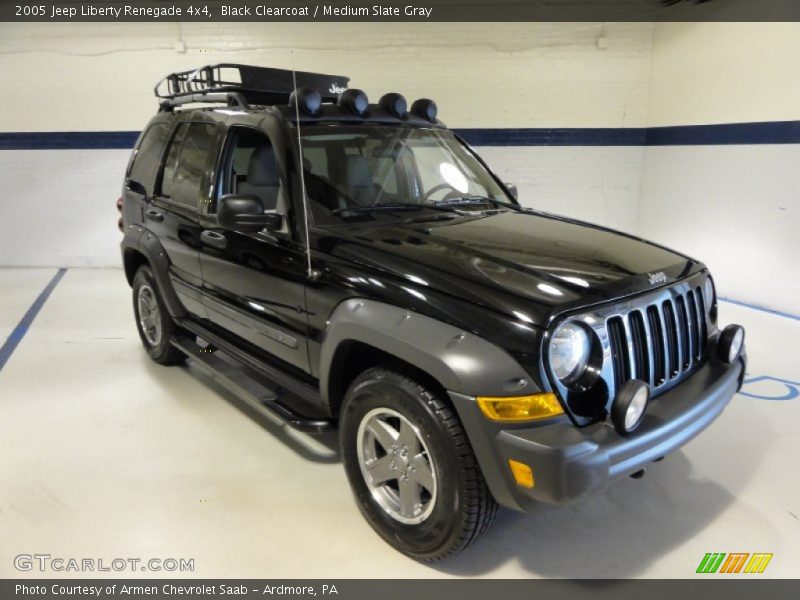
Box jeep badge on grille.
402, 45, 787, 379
647, 271, 668, 285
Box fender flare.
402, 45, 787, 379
121, 227, 187, 319
319, 298, 541, 402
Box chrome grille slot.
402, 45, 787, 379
687, 290, 700, 361
646, 305, 666, 385
629, 310, 650, 385
675, 296, 691, 370
662, 300, 680, 378
695, 286, 708, 354
607, 316, 630, 388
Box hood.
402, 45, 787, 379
320, 211, 701, 325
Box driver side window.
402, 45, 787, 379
215, 128, 284, 218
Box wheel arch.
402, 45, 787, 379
121, 232, 186, 319
123, 247, 148, 286
320, 298, 541, 414
326, 340, 452, 419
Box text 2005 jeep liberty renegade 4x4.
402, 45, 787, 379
119, 64, 747, 561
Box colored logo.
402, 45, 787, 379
696, 552, 773, 574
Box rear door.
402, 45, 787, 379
149, 115, 224, 318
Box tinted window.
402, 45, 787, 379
160, 124, 188, 200
127, 123, 170, 196
215, 128, 280, 213
161, 122, 219, 210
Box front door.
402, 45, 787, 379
197, 124, 311, 373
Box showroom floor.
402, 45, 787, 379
0, 268, 798, 578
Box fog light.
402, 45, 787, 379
477, 393, 563, 422
611, 379, 650, 435
717, 324, 745, 364
508, 459, 534, 488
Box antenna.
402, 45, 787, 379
291, 51, 318, 282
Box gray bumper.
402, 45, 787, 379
449, 357, 745, 511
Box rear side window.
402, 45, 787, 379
126, 123, 170, 196
160, 122, 220, 210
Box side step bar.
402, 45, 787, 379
171, 335, 336, 435
178, 318, 322, 404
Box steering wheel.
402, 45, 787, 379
423, 183, 461, 201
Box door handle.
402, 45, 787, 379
146, 209, 164, 222
201, 230, 227, 250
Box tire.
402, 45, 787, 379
132, 265, 186, 366
340, 366, 498, 562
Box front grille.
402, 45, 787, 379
607, 284, 709, 392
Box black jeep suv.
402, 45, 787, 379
119, 64, 746, 561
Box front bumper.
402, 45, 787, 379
449, 356, 745, 511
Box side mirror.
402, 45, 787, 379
217, 194, 282, 233
505, 182, 518, 200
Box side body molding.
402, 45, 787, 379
319, 298, 542, 402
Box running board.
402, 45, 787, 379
171, 335, 336, 434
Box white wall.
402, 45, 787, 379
0, 21, 653, 131
647, 23, 800, 127
0, 21, 653, 268
640, 23, 800, 315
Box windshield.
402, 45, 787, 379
297, 125, 516, 224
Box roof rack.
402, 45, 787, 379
154, 63, 350, 111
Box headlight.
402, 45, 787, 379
703, 277, 716, 306
549, 322, 591, 384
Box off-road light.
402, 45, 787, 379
338, 88, 369, 115
717, 324, 745, 363
549, 321, 591, 385
411, 98, 437, 122
477, 393, 563, 422
611, 379, 650, 435
289, 87, 322, 116
379, 92, 408, 118
508, 459, 535, 489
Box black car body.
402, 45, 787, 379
120, 65, 746, 560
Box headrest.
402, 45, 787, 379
346, 155, 372, 188
247, 145, 279, 187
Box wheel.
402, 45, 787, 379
132, 265, 186, 366
340, 366, 498, 561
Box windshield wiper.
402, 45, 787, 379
432, 196, 521, 211
331, 202, 425, 216
331, 202, 468, 216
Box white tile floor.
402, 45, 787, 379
0, 268, 798, 578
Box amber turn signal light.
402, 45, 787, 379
508, 459, 535, 488
477, 393, 563, 422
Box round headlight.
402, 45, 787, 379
549, 322, 591, 384
703, 277, 716, 306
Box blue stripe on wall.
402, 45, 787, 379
454, 127, 647, 146
1, 121, 798, 150
0, 131, 140, 150
646, 121, 800, 145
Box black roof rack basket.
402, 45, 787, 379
155, 64, 349, 110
